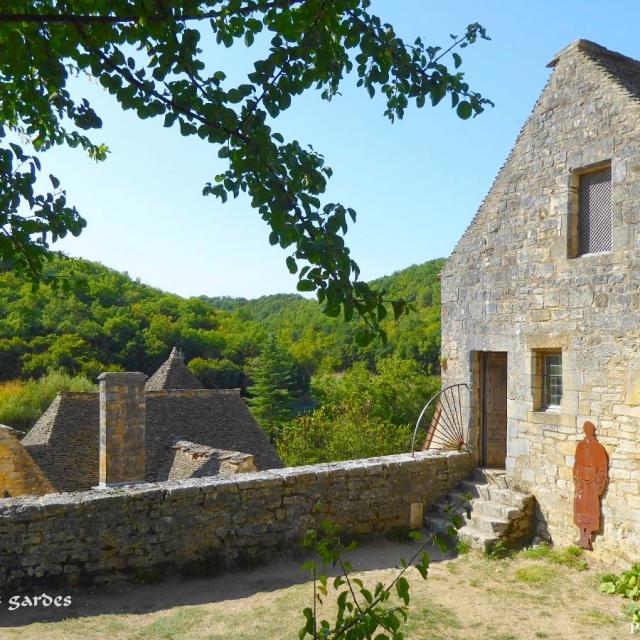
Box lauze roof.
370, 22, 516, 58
21, 350, 281, 493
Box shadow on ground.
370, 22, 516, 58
0, 532, 452, 627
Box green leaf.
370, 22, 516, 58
286, 256, 297, 274
456, 101, 473, 119
297, 280, 315, 292
395, 576, 410, 605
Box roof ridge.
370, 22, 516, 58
547, 39, 640, 68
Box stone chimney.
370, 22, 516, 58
98, 372, 147, 486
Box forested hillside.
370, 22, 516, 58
0, 257, 444, 385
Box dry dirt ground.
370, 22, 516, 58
0, 534, 630, 640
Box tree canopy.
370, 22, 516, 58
1, 1, 490, 342
0, 255, 443, 383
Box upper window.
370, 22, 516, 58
543, 352, 563, 409
578, 166, 612, 255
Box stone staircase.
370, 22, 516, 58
425, 468, 535, 551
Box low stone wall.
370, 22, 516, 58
0, 451, 472, 592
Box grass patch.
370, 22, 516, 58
519, 543, 588, 570
514, 564, 559, 584
580, 609, 620, 626
133, 607, 207, 640
404, 602, 463, 640
456, 539, 472, 555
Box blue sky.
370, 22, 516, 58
40, 1, 640, 298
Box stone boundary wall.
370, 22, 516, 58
0, 451, 472, 592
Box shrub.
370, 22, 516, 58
188, 357, 244, 389
277, 356, 439, 465
484, 540, 513, 560
0, 369, 96, 432
599, 563, 640, 623
277, 407, 412, 466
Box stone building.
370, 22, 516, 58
4, 349, 280, 496
440, 40, 640, 556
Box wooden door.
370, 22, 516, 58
480, 352, 507, 469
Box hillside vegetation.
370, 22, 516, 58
0, 257, 444, 460
0, 257, 443, 384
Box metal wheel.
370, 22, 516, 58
411, 383, 469, 455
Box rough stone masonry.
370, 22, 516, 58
441, 40, 640, 559
0, 451, 472, 592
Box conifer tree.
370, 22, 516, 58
247, 336, 295, 441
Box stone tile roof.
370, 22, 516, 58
21, 393, 99, 493
22, 389, 282, 492
145, 347, 203, 391
145, 389, 282, 481
548, 39, 640, 99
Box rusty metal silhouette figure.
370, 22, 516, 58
573, 421, 608, 550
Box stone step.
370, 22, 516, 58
465, 512, 510, 535
472, 468, 509, 489
471, 499, 521, 521
457, 480, 491, 500
486, 487, 530, 509
457, 525, 499, 551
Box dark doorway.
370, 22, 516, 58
479, 351, 508, 469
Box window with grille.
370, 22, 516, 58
578, 166, 612, 255
543, 352, 562, 409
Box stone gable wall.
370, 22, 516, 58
0, 451, 472, 592
0, 427, 53, 498
441, 43, 640, 558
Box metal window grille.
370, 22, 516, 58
543, 353, 562, 408
578, 167, 612, 255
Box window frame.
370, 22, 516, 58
567, 161, 612, 259
532, 348, 563, 412
542, 352, 563, 410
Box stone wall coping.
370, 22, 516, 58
0, 450, 470, 518
98, 371, 148, 381
145, 388, 242, 398
56, 391, 98, 400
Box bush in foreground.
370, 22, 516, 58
0, 369, 96, 432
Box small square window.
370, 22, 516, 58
578, 166, 612, 255
543, 353, 562, 409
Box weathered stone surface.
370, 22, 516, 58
441, 40, 640, 559
99, 372, 147, 486
0, 426, 53, 498
0, 451, 473, 591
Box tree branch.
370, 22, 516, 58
0, 0, 303, 25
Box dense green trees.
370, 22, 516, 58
0, 257, 444, 456
1, 1, 490, 340
0, 256, 443, 384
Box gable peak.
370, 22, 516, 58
547, 39, 639, 68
